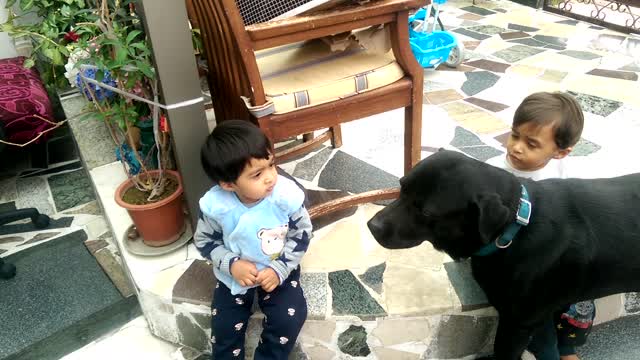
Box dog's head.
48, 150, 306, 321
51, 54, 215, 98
367, 150, 521, 260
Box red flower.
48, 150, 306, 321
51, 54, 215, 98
64, 31, 79, 42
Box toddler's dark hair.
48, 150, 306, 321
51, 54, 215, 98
513, 92, 584, 149
200, 120, 272, 183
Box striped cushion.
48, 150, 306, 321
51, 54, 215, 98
256, 30, 405, 114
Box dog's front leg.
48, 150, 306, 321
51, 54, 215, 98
493, 317, 532, 360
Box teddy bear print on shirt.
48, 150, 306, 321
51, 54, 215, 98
258, 224, 288, 260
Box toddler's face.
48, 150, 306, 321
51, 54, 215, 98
506, 122, 570, 172
222, 154, 277, 204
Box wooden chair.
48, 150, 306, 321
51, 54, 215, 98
186, 0, 426, 219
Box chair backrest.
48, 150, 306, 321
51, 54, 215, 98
234, 0, 336, 25
186, 0, 253, 122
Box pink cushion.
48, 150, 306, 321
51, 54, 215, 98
0, 57, 55, 145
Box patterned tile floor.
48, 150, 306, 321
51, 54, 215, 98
7, 0, 640, 358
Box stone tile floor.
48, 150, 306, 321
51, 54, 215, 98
5, 0, 640, 358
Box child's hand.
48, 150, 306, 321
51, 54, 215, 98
230, 259, 258, 287
256, 267, 279, 293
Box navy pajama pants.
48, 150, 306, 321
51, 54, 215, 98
528, 300, 596, 360
210, 267, 307, 360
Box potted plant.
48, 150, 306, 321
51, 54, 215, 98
68, 0, 186, 246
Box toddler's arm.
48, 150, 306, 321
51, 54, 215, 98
268, 205, 313, 283
193, 210, 241, 278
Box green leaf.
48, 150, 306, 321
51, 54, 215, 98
5, 0, 18, 8
63, 0, 74, 4
75, 0, 85, 7
22, 58, 35, 68
125, 30, 142, 45
126, 74, 137, 89
60, 5, 72, 17
43, 47, 63, 65
136, 61, 155, 79
115, 46, 128, 64
19, 0, 34, 11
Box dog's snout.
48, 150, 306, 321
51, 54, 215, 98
367, 216, 389, 241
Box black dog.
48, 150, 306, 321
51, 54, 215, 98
367, 150, 640, 360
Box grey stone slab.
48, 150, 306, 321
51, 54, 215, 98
423, 315, 497, 359
0, 236, 24, 245
569, 91, 623, 117
0, 216, 74, 236
177, 313, 210, 351
306, 189, 358, 231
624, 293, 640, 313
545, 44, 566, 51
508, 37, 547, 48
570, 138, 602, 157
493, 8, 507, 13
301, 272, 328, 319
499, 31, 530, 40
559, 50, 601, 60
444, 260, 490, 311
48, 169, 96, 212
358, 263, 385, 294
62, 97, 117, 170
508, 23, 540, 32
173, 259, 216, 306
464, 97, 510, 112
22, 232, 61, 246
292, 147, 332, 181
0, 230, 123, 358
533, 35, 568, 47
94, 248, 136, 298
493, 45, 545, 63
619, 62, 640, 72
84, 239, 110, 255
328, 270, 386, 319
0, 177, 17, 203
590, 34, 627, 52
460, 6, 496, 16
338, 325, 371, 357
587, 68, 638, 81
64, 200, 103, 216
578, 315, 640, 359
452, 28, 491, 41
318, 151, 398, 195
556, 19, 579, 25
465, 59, 511, 73
466, 25, 506, 36
15, 176, 54, 216
450, 126, 485, 147
589, 25, 605, 30
461, 71, 501, 96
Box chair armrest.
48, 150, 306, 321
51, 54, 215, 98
246, 0, 428, 50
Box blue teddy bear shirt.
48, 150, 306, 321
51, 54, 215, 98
194, 175, 312, 295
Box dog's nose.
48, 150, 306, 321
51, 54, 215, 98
367, 216, 389, 240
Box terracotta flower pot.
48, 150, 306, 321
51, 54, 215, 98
115, 170, 185, 247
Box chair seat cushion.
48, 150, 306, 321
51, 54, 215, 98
256, 36, 405, 114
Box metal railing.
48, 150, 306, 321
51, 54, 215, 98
544, 0, 640, 33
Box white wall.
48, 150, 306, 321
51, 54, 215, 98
0, 0, 18, 59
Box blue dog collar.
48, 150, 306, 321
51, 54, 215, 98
474, 185, 531, 257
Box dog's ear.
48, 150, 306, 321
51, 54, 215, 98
473, 193, 512, 244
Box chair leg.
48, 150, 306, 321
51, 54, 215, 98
404, 102, 422, 174
302, 133, 314, 142
330, 125, 343, 148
